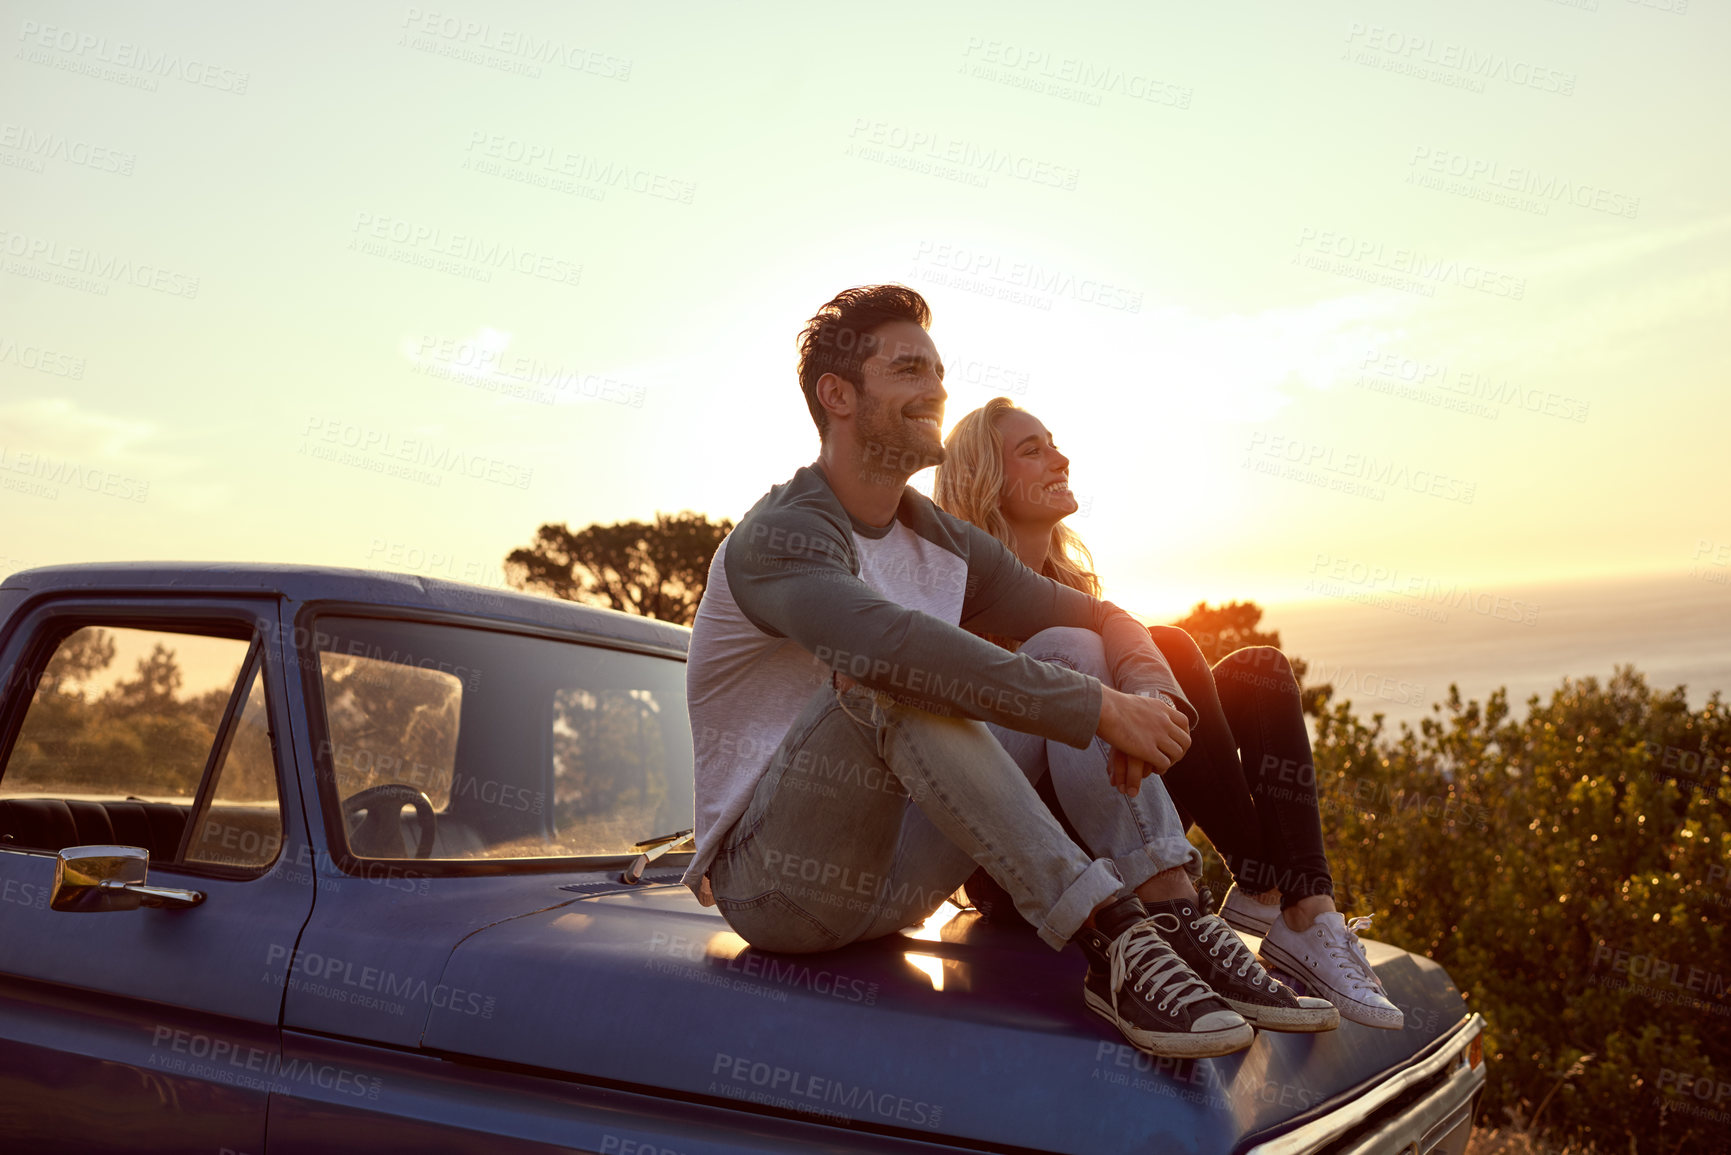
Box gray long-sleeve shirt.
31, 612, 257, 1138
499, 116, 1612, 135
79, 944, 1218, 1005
681, 463, 1191, 902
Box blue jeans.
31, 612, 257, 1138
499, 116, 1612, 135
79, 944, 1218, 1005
985, 627, 1203, 890
709, 676, 1127, 952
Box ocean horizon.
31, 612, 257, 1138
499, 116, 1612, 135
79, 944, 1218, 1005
1260, 569, 1731, 733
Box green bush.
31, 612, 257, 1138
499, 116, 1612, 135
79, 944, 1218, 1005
1307, 668, 1729, 1152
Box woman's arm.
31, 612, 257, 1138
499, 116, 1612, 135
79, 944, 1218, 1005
1095, 600, 1198, 728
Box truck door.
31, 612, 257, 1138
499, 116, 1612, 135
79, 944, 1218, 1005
0, 596, 319, 1155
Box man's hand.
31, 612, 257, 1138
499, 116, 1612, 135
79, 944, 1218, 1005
1097, 687, 1192, 797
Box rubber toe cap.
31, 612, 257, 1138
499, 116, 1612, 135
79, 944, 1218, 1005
1193, 1008, 1250, 1033
1348, 995, 1406, 1029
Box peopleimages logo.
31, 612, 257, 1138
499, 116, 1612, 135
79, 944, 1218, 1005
811, 645, 1040, 721
398, 7, 632, 80
1308, 553, 1540, 627
911, 241, 1142, 313
265, 943, 497, 1018
463, 132, 694, 203
348, 211, 582, 287
1342, 22, 1577, 96
1294, 228, 1525, 300
957, 37, 1193, 110
0, 123, 136, 175
846, 118, 1081, 191
1588, 943, 1729, 1016
1656, 1068, 1729, 1113
710, 1053, 943, 1128
1245, 433, 1477, 505
149, 1027, 381, 1099
409, 334, 647, 408
1356, 350, 1590, 424
15, 20, 251, 93
0, 336, 86, 378
299, 417, 534, 490
647, 932, 881, 1005
0, 226, 200, 298
0, 445, 149, 503
1407, 146, 1639, 219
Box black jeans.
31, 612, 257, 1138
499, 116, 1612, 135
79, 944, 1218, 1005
1147, 627, 1334, 911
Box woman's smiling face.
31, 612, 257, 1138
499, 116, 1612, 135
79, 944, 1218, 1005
995, 409, 1077, 526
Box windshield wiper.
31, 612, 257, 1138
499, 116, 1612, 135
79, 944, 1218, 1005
620, 828, 695, 884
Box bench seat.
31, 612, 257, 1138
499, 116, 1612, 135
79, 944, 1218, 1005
0, 798, 192, 862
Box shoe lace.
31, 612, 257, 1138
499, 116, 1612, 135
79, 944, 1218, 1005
1111, 920, 1216, 1015
1324, 915, 1388, 997
1190, 912, 1276, 990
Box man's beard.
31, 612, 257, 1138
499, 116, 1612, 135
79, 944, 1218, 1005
852, 384, 945, 484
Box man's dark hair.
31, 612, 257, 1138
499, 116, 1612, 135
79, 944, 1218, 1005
797, 284, 932, 440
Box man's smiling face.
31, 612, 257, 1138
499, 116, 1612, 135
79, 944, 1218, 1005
851, 319, 948, 477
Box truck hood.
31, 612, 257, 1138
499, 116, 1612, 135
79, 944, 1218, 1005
422, 878, 1471, 1154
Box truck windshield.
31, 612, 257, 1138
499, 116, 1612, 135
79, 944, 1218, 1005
307, 614, 693, 865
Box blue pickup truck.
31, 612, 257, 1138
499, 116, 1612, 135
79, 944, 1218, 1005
0, 563, 1485, 1153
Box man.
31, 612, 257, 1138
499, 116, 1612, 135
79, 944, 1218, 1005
683, 285, 1335, 1058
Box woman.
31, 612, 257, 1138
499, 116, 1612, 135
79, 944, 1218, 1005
933, 397, 1401, 1029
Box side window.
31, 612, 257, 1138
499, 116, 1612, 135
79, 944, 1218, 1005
0, 624, 282, 872
309, 615, 692, 863
183, 662, 283, 869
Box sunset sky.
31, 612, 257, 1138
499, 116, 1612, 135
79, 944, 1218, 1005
4, 0, 1727, 624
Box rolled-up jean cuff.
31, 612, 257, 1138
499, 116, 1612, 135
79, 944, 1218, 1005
1114, 839, 1205, 892
1035, 858, 1126, 951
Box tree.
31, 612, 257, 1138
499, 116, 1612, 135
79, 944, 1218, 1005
37, 627, 117, 697
104, 642, 185, 716
1168, 600, 1332, 715
504, 510, 733, 626
9, 633, 228, 797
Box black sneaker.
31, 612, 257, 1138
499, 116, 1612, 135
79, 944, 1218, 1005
1143, 896, 1340, 1033
1074, 896, 1254, 1059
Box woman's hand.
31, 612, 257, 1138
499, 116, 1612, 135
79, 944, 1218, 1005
1097, 687, 1192, 796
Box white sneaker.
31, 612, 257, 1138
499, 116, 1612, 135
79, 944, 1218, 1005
1259, 911, 1405, 1029
1219, 884, 1282, 937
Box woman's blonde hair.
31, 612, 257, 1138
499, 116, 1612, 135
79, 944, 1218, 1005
934, 397, 1101, 597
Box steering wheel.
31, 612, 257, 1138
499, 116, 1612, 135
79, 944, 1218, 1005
342, 784, 437, 859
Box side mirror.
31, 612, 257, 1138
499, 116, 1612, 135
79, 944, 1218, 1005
51, 845, 206, 912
